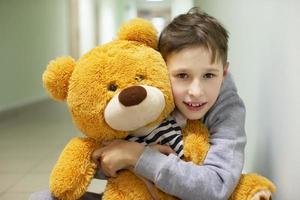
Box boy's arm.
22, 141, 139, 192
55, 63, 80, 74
134, 73, 246, 200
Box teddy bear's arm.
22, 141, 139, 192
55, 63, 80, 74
182, 120, 210, 164
50, 137, 98, 200
229, 173, 276, 200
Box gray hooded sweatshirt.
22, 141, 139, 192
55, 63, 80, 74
134, 73, 247, 200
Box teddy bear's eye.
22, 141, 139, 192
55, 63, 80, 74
135, 75, 145, 82
108, 83, 118, 92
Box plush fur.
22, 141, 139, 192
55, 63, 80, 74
43, 18, 275, 200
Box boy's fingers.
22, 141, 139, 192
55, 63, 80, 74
101, 164, 117, 178
101, 139, 123, 146
100, 166, 110, 177
159, 145, 176, 155
110, 171, 117, 178
91, 148, 103, 164
150, 144, 176, 155
102, 140, 112, 146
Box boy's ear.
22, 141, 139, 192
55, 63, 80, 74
223, 61, 229, 78
43, 56, 75, 101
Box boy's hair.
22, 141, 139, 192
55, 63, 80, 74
158, 7, 229, 65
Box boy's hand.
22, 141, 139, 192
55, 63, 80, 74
91, 140, 175, 178
92, 140, 144, 177
149, 144, 176, 155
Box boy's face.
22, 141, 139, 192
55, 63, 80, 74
167, 47, 228, 120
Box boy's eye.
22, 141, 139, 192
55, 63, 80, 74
203, 73, 215, 79
176, 73, 189, 79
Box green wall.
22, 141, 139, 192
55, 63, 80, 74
0, 0, 69, 111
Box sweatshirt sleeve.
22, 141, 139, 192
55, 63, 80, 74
134, 73, 247, 200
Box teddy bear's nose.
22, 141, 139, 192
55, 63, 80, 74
118, 86, 147, 106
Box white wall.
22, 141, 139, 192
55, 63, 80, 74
78, 0, 97, 55
171, 0, 193, 18
195, 0, 300, 199
97, 0, 121, 44
0, 0, 69, 112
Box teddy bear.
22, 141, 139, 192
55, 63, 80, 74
43, 18, 276, 200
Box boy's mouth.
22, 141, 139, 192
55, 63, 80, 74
183, 101, 207, 111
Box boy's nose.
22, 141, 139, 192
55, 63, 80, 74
188, 82, 203, 97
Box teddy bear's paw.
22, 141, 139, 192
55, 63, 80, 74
251, 190, 272, 200
50, 137, 98, 200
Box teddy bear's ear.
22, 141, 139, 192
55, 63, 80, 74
117, 18, 158, 49
42, 56, 75, 101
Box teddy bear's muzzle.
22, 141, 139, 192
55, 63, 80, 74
104, 85, 165, 132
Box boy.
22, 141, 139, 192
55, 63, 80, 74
94, 7, 246, 200
29, 8, 246, 200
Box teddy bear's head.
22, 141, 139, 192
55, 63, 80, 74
43, 18, 174, 141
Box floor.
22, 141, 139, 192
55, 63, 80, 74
0, 99, 106, 200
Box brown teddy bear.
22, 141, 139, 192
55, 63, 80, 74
43, 18, 275, 200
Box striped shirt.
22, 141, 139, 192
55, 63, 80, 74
126, 116, 184, 158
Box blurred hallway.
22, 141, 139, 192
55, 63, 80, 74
0, 100, 108, 199
0, 100, 80, 199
